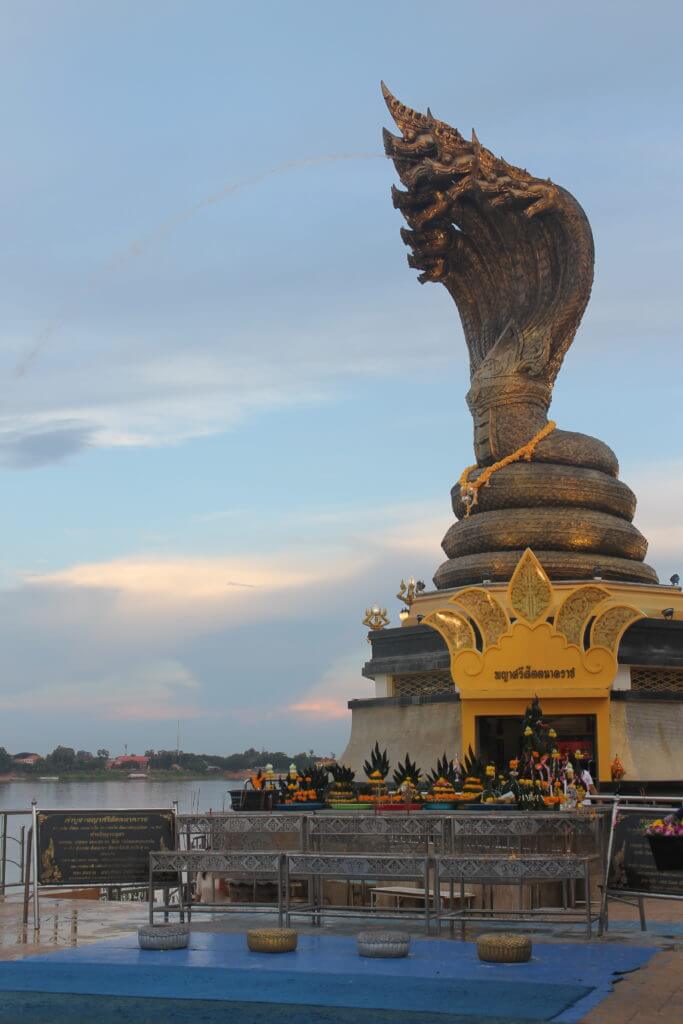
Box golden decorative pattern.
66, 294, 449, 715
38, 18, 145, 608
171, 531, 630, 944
508, 549, 552, 624
451, 589, 508, 646
555, 586, 610, 646
363, 607, 390, 630
591, 605, 644, 653
421, 610, 475, 654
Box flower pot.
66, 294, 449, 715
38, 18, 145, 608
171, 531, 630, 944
275, 802, 326, 811
647, 834, 683, 871
479, 803, 520, 811
237, 791, 275, 812
375, 802, 423, 812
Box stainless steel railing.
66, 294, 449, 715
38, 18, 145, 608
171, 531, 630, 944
0, 809, 32, 894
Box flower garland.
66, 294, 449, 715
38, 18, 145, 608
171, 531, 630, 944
458, 420, 557, 517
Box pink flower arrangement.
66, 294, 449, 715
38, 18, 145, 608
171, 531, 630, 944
645, 818, 683, 837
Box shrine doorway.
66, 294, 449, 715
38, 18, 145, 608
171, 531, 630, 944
476, 714, 597, 770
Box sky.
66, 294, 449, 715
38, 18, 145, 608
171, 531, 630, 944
0, 1, 681, 758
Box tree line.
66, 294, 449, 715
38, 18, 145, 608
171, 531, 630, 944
0, 745, 327, 775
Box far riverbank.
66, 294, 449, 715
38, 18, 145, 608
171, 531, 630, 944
0, 771, 247, 783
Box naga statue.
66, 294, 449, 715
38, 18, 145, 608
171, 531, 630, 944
382, 83, 657, 589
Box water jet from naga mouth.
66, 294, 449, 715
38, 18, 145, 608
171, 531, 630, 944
14, 152, 387, 379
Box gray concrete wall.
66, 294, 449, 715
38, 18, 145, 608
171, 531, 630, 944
610, 700, 683, 780
340, 700, 462, 775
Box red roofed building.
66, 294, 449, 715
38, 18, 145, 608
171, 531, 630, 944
107, 754, 151, 771
13, 752, 41, 766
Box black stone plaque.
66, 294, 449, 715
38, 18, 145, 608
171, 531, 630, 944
37, 809, 176, 886
608, 806, 683, 898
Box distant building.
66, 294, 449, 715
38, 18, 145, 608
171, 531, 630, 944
107, 754, 150, 771
13, 752, 41, 766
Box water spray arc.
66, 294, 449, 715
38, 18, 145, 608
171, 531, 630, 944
14, 152, 386, 379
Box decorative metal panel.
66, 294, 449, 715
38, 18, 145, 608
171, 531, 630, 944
150, 851, 281, 874
307, 816, 442, 837
436, 855, 589, 881
178, 814, 302, 834
286, 854, 427, 878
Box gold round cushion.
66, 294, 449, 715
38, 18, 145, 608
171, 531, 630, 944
246, 928, 298, 954
476, 933, 532, 963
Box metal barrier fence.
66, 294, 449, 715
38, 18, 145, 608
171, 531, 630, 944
435, 854, 595, 938
176, 809, 606, 857
149, 846, 600, 936
284, 853, 432, 930
0, 810, 31, 895
149, 850, 285, 925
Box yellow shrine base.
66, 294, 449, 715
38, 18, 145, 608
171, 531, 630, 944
411, 550, 683, 782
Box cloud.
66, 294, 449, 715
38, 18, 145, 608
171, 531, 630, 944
0, 420, 96, 468
624, 460, 683, 575
30, 555, 331, 601
1, 305, 456, 455
9, 464, 681, 752
284, 652, 362, 721
0, 658, 201, 720
0, 497, 439, 749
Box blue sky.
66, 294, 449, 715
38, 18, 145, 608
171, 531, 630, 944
0, 1, 681, 757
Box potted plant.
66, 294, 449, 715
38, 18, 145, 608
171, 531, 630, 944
379, 754, 423, 810
423, 754, 462, 807
276, 762, 327, 810
327, 763, 364, 809
645, 811, 683, 871
359, 742, 390, 806
452, 747, 484, 806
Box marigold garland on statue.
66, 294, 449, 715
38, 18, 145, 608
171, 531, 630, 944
458, 421, 557, 516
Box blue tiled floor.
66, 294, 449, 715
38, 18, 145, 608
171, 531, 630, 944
0, 932, 657, 1023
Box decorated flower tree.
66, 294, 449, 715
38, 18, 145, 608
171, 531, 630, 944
328, 763, 357, 805
361, 742, 390, 803
514, 698, 567, 807
425, 753, 462, 804
458, 747, 485, 802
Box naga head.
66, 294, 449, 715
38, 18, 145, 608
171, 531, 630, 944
382, 83, 595, 463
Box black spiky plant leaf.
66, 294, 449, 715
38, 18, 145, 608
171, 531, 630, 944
307, 765, 330, 794
427, 753, 460, 787
463, 745, 484, 782
392, 753, 422, 788
330, 762, 355, 785
363, 741, 390, 780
